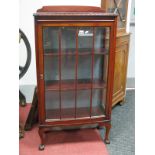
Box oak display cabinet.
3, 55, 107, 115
101, 0, 130, 106
34, 6, 117, 150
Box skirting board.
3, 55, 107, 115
19, 85, 36, 103
19, 78, 135, 103
126, 77, 135, 90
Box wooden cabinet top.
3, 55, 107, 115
34, 6, 117, 17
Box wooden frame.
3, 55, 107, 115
34, 6, 117, 150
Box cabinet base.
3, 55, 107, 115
38, 122, 111, 150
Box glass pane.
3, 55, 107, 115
44, 56, 59, 88
61, 55, 75, 81
76, 90, 91, 118
107, 0, 127, 28
93, 55, 103, 81
93, 55, 108, 84
61, 90, 75, 119
43, 26, 110, 121
78, 55, 91, 83
43, 27, 59, 53
119, 0, 127, 27
91, 89, 106, 117
102, 54, 109, 83
95, 27, 110, 53
61, 27, 76, 53
45, 91, 60, 120
78, 27, 93, 53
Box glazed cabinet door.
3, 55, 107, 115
39, 25, 112, 122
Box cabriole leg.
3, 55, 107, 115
38, 128, 45, 150
104, 124, 111, 144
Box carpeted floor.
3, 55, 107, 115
100, 90, 135, 155
20, 106, 109, 155
20, 90, 135, 155
20, 127, 109, 155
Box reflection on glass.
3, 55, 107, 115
108, 0, 126, 28
76, 90, 91, 118
43, 27, 59, 53
44, 56, 59, 86
43, 27, 110, 54
61, 55, 75, 81
61, 27, 76, 53
95, 27, 110, 53
94, 55, 109, 83
91, 89, 106, 117
61, 90, 75, 119
93, 55, 103, 81
78, 55, 91, 81
45, 91, 60, 120
78, 27, 93, 53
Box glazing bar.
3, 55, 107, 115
75, 27, 78, 118
103, 28, 106, 49
58, 28, 62, 119
90, 27, 95, 117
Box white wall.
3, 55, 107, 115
19, 0, 101, 86
127, 0, 135, 78
128, 25, 135, 78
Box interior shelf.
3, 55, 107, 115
44, 48, 108, 56
46, 105, 105, 120
45, 80, 106, 91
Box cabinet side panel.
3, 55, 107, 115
105, 18, 117, 119
112, 34, 130, 106
35, 21, 46, 123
